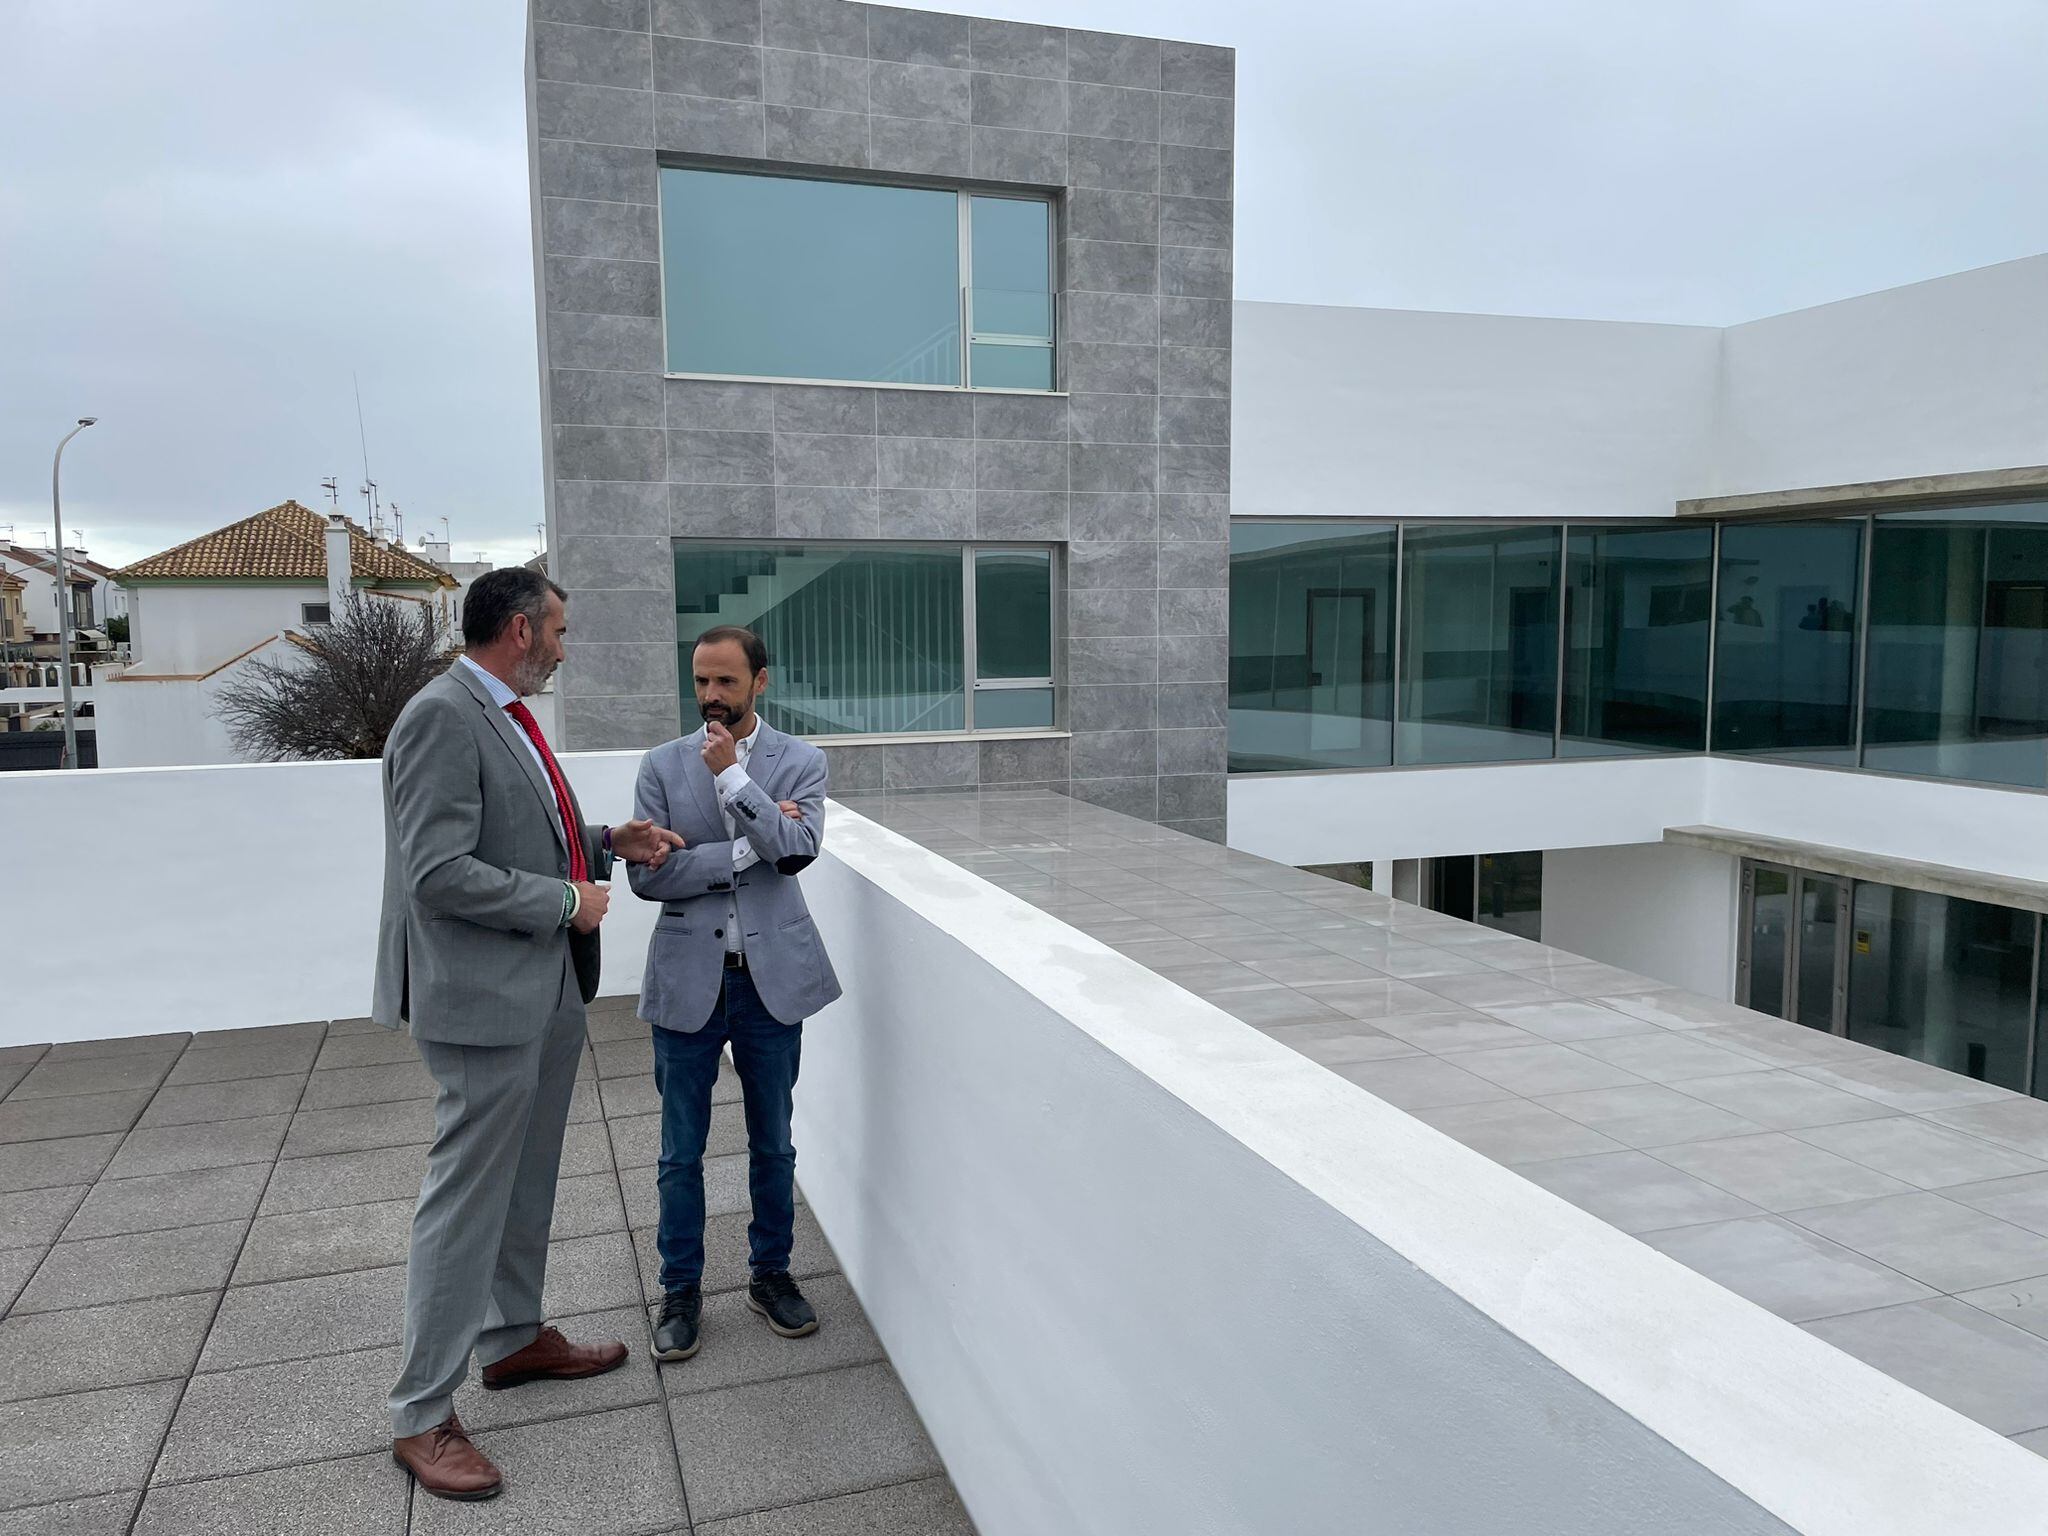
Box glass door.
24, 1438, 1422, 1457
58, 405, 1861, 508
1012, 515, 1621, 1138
1740, 864, 1792, 1017
1795, 874, 1848, 1032
1740, 862, 1849, 1030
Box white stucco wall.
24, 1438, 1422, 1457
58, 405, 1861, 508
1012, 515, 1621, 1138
94, 670, 257, 769
125, 584, 330, 675
1542, 840, 1741, 997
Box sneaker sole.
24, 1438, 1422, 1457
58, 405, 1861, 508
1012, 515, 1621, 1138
393, 1454, 502, 1501
649, 1335, 702, 1362
747, 1292, 820, 1338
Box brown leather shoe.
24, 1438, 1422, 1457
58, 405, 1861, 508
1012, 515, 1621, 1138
392, 1413, 502, 1501
480, 1325, 629, 1390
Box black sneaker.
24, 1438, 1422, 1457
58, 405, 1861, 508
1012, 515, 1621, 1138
650, 1285, 702, 1361
747, 1270, 819, 1338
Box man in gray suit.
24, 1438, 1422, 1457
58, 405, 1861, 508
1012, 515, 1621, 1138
629, 625, 841, 1362
374, 567, 682, 1501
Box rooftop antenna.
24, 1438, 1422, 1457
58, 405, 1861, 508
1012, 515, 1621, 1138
353, 372, 381, 536
389, 501, 403, 543
319, 476, 340, 509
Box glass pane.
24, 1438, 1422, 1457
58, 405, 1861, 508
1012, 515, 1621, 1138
1397, 525, 1559, 764
974, 549, 1052, 678
1848, 884, 2034, 1091
1746, 866, 1790, 1018
970, 198, 1051, 337
674, 542, 964, 734
662, 168, 961, 386
1794, 876, 1841, 1031
973, 686, 1053, 728
969, 342, 1055, 391
1712, 521, 1861, 761
1562, 525, 1711, 755
1428, 856, 1477, 922
1227, 522, 1395, 771
1863, 506, 2048, 787
1303, 862, 1373, 890
1476, 851, 1542, 940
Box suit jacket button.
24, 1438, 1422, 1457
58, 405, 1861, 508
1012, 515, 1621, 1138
714, 928, 724, 938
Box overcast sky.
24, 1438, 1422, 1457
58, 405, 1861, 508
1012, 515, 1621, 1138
4, 0, 2045, 569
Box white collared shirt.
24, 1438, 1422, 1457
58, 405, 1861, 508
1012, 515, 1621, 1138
713, 720, 761, 955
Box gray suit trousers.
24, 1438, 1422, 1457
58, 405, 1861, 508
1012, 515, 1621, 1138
389, 951, 585, 1437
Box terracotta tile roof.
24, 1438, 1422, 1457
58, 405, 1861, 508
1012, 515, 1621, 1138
0, 570, 22, 590
0, 546, 93, 585
111, 500, 456, 587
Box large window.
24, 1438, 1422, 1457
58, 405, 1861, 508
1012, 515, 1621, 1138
659, 168, 1054, 391
1227, 523, 1394, 771
1398, 525, 1559, 764
673, 542, 1056, 738
1712, 521, 1862, 763
1562, 524, 1711, 755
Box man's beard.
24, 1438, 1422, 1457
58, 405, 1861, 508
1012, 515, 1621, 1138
510, 640, 557, 697
700, 700, 738, 723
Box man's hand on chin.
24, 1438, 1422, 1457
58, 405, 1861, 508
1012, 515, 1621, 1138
701, 719, 739, 775
611, 818, 686, 868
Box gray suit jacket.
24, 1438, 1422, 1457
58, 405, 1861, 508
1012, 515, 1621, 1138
629, 723, 842, 1032
373, 666, 606, 1046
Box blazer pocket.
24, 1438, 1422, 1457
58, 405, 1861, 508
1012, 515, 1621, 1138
655, 915, 693, 936
777, 912, 815, 932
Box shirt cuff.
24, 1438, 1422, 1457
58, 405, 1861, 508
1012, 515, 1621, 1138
732, 836, 758, 872
715, 763, 751, 799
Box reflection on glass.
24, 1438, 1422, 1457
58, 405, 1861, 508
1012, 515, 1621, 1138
969, 196, 1054, 392
1227, 523, 1395, 771
662, 169, 962, 386
1795, 875, 1842, 1031
674, 543, 964, 734
1476, 851, 1543, 940
1712, 521, 1861, 761
1745, 866, 1790, 1018
1863, 507, 2048, 787
1848, 885, 2034, 1091
1398, 525, 1559, 764
974, 549, 1053, 678
973, 686, 1054, 728
1427, 856, 1477, 922
1562, 525, 1711, 755
1304, 862, 1373, 891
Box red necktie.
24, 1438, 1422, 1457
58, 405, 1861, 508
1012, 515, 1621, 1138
503, 700, 588, 883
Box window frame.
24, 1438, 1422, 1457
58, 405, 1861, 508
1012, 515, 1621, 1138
657, 164, 1061, 395
300, 602, 332, 628
672, 537, 1063, 744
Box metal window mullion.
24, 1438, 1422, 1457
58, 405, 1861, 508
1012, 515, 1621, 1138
958, 193, 973, 390
1834, 878, 1852, 1037
1736, 862, 1754, 1007
1853, 514, 1873, 764
2028, 912, 2045, 1098
962, 546, 977, 731
1783, 865, 1800, 1022
1705, 520, 1722, 753
1389, 523, 1406, 765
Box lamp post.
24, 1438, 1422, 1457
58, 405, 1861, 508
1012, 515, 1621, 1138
50, 418, 97, 769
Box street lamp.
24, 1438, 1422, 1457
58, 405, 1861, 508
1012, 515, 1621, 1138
50, 417, 97, 769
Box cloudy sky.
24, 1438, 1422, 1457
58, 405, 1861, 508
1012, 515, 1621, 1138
4, 0, 2045, 568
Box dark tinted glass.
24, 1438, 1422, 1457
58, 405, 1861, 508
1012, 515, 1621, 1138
1562, 525, 1711, 755
1712, 521, 1861, 760
1398, 525, 1559, 764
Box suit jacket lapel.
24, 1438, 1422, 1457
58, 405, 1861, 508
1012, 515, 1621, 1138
450, 664, 569, 854
681, 725, 724, 832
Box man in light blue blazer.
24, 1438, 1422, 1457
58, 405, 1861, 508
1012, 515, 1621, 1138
629, 625, 842, 1362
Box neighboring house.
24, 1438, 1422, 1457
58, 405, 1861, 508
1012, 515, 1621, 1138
0, 571, 25, 650
0, 542, 100, 648
413, 538, 492, 642
97, 499, 456, 767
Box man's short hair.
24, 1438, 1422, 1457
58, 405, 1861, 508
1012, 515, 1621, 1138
464, 568, 566, 648
694, 625, 769, 675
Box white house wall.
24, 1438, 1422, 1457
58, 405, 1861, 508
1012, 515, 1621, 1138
127, 584, 328, 675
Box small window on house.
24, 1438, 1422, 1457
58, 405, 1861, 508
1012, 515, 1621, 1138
302, 603, 332, 627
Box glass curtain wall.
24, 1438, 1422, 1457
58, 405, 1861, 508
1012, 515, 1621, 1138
1712, 521, 1862, 762
1398, 525, 1559, 764
1562, 524, 1712, 755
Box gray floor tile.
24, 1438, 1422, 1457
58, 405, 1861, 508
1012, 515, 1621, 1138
283, 1098, 437, 1159
1530, 961, 1670, 998
185, 1022, 327, 1052
1515, 1150, 1764, 1235
0, 1185, 84, 1250
1649, 1132, 1916, 1212
410, 1403, 686, 1536
1957, 1274, 2048, 1346
561, 1119, 616, 1177
671, 1362, 943, 1523
1596, 990, 1771, 1031
164, 1036, 322, 1086
0, 1090, 151, 1145
1411, 1100, 1625, 1165
1669, 1071, 1899, 1131
635, 1207, 840, 1298
1948, 1172, 2048, 1239
1475, 1000, 1654, 1043
8, 1052, 178, 1101
595, 1038, 656, 1079
138, 1074, 306, 1130
1450, 1043, 1648, 1098
202, 1264, 408, 1371
1357, 1011, 1541, 1055
154, 1344, 400, 1483
566, 1078, 602, 1124
1242, 950, 1390, 988
0, 1290, 216, 1403
0, 1064, 29, 1103
0, 1246, 40, 1312
1567, 1031, 1774, 1083
553, 1171, 628, 1240
1795, 1056, 2019, 1114
134, 1451, 407, 1536
1258, 1020, 1423, 1066
0, 1490, 140, 1534
325, 1016, 382, 1036
235, 1198, 414, 1286
0, 1134, 123, 1194
599, 1076, 663, 1120
1789, 1191, 2048, 1292
611, 1112, 662, 1170
542, 1230, 643, 1317
16, 1219, 244, 1314
44, 1034, 187, 1062
660, 1274, 883, 1397
1693, 1019, 1870, 1070
104, 1114, 289, 1179
1535, 1085, 1769, 1150
459, 1305, 660, 1433
299, 1060, 439, 1111
1926, 1097, 2048, 1160
585, 1009, 650, 1043
1155, 961, 1288, 995
1804, 1297, 2048, 1435
1408, 971, 1565, 1008
313, 1029, 423, 1071
1329, 1055, 1516, 1111
0, 1380, 181, 1510
1791, 1117, 2048, 1190
1645, 1214, 1938, 1322
261, 1145, 427, 1216
1212, 988, 1343, 1028
694, 1475, 974, 1536
1291, 978, 1472, 1019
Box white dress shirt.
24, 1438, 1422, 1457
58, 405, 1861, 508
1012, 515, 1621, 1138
713, 720, 761, 955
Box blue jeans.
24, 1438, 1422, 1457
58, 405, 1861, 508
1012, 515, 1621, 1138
650, 967, 803, 1292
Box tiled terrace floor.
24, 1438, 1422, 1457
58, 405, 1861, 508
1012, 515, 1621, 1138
844, 788, 2048, 1458
0, 998, 971, 1534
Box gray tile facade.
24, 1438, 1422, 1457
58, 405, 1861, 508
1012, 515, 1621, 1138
529, 1, 1235, 840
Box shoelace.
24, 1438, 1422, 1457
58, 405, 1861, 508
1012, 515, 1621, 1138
659, 1290, 700, 1322
754, 1270, 799, 1301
